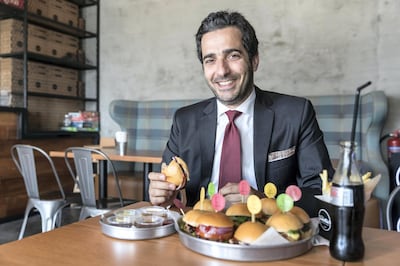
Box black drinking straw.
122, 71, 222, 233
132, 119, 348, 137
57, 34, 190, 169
347, 81, 372, 177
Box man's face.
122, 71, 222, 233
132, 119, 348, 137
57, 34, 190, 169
201, 26, 259, 108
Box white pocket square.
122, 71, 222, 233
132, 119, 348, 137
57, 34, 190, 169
268, 146, 296, 162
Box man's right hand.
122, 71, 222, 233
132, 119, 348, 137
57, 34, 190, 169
148, 172, 179, 206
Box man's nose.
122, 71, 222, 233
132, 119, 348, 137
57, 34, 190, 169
215, 59, 230, 76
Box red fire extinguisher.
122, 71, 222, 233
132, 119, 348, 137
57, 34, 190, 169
388, 129, 400, 159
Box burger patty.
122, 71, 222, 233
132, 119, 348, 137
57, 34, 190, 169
182, 223, 197, 237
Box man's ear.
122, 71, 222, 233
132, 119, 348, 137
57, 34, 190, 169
252, 53, 260, 71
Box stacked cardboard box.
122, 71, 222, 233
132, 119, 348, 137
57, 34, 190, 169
27, 0, 79, 28
0, 58, 79, 97
0, 19, 48, 55
48, 0, 79, 27
28, 0, 48, 17
0, 18, 79, 60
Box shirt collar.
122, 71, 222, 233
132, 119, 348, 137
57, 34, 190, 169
217, 88, 256, 117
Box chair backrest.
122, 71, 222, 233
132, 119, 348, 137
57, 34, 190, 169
10, 144, 66, 200
64, 147, 123, 208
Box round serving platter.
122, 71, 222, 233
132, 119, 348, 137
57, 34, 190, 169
175, 219, 315, 262
99, 209, 178, 240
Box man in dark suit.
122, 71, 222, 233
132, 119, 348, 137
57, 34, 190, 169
148, 10, 334, 216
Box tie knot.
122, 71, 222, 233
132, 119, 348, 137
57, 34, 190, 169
226, 110, 242, 122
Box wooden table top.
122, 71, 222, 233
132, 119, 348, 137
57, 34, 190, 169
50, 148, 163, 164
0, 202, 398, 265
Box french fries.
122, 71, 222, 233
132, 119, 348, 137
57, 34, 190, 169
320, 170, 331, 196
319, 170, 373, 196
362, 172, 372, 183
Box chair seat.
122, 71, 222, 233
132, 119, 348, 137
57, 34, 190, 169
64, 147, 140, 221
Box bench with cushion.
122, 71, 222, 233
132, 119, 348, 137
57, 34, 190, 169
109, 90, 389, 227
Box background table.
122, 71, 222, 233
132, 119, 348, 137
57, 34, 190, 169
50, 148, 162, 201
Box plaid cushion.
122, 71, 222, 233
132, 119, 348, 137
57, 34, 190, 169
109, 99, 200, 152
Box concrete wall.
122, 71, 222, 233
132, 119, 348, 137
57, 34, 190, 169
99, 0, 400, 153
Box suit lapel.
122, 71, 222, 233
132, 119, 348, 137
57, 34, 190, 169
253, 90, 274, 189
199, 100, 217, 185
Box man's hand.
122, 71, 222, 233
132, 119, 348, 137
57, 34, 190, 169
219, 182, 265, 208
148, 172, 179, 207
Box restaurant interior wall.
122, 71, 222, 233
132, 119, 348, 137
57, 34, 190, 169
99, 0, 400, 163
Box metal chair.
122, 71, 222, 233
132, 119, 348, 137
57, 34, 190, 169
10, 144, 75, 240
64, 147, 135, 220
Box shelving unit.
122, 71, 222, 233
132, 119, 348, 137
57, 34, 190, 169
0, 0, 99, 138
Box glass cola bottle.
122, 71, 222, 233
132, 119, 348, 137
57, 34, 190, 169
329, 141, 365, 261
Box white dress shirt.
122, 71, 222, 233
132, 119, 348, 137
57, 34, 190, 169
210, 88, 257, 191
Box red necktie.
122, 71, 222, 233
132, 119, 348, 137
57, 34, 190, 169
219, 110, 242, 188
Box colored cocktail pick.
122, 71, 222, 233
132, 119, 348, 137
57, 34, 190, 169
199, 187, 205, 210
173, 198, 185, 216
247, 195, 262, 223
211, 193, 225, 212
264, 182, 277, 199
239, 180, 250, 203
285, 185, 302, 202
276, 193, 294, 212
207, 182, 215, 198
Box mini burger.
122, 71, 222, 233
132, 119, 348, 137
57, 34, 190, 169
161, 156, 189, 190
233, 221, 269, 245
261, 198, 278, 216
194, 211, 234, 242
181, 209, 205, 237
225, 203, 252, 228
290, 206, 312, 239
266, 212, 303, 241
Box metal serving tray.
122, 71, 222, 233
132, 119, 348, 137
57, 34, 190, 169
99, 209, 177, 240
175, 219, 314, 262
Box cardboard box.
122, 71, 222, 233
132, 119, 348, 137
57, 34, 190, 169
28, 0, 48, 17
48, 0, 78, 27
0, 19, 48, 56
47, 31, 78, 59
0, 58, 80, 97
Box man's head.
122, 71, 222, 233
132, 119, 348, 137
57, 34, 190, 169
195, 11, 259, 108
195, 11, 259, 64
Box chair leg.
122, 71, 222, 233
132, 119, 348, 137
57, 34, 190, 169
79, 207, 90, 221
55, 209, 63, 227
18, 201, 34, 240
36, 200, 67, 233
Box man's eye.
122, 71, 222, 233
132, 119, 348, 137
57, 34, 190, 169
229, 53, 241, 60
204, 58, 215, 64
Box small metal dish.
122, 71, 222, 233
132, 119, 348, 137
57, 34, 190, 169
99, 209, 177, 240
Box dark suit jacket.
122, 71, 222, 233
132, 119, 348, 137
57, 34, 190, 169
163, 88, 334, 216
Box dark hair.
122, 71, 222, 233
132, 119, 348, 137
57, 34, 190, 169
195, 11, 259, 63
